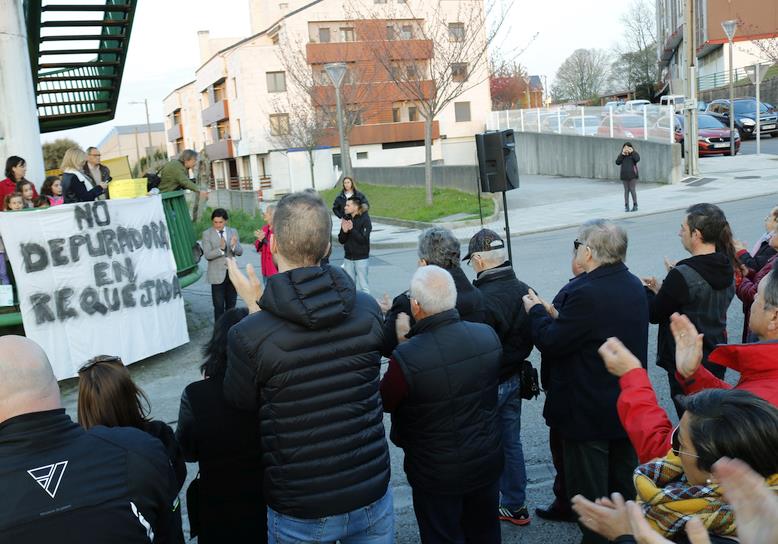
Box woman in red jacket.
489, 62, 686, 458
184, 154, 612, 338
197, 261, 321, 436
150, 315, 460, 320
253, 204, 277, 280
736, 228, 778, 342
1, 156, 38, 209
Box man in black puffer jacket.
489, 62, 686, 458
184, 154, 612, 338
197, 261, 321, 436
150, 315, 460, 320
381, 226, 487, 357
223, 191, 392, 543
465, 228, 534, 526
381, 265, 503, 543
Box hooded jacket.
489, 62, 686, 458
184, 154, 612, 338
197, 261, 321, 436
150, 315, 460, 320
223, 265, 390, 519
615, 143, 640, 181
337, 210, 372, 260
332, 189, 369, 219
648, 253, 734, 372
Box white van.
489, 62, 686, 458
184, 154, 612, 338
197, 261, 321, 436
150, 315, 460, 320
624, 99, 651, 112
660, 95, 687, 110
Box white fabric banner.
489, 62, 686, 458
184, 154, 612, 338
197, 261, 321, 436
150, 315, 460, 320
0, 196, 189, 380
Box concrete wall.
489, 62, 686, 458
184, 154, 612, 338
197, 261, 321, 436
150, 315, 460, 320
699, 78, 778, 110
515, 132, 682, 184
353, 165, 480, 193
206, 188, 261, 214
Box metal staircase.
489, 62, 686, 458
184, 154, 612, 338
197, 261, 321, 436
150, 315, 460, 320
23, 0, 137, 133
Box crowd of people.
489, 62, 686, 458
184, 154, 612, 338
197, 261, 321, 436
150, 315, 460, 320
2, 167, 778, 544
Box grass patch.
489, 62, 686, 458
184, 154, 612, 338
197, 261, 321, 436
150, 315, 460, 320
194, 207, 264, 243
319, 183, 495, 223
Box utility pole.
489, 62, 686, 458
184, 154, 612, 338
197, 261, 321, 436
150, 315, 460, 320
721, 20, 738, 157
683, 0, 699, 176
129, 99, 155, 161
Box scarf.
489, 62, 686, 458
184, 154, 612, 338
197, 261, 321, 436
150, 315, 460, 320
635, 451, 778, 539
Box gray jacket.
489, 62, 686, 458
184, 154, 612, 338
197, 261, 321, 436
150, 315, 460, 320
202, 226, 243, 284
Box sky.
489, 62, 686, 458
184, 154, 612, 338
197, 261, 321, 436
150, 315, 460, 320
43, 0, 631, 148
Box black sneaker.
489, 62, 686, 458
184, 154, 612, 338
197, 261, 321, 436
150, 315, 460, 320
625, 205, 630, 212
498, 504, 531, 526
632, 204, 638, 212
535, 503, 576, 523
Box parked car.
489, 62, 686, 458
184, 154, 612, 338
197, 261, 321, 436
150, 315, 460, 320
705, 98, 778, 139
652, 113, 741, 156
660, 95, 686, 109
541, 112, 569, 133
624, 99, 651, 113
561, 115, 600, 136
597, 114, 646, 139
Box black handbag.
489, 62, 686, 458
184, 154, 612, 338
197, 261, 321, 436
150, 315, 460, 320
519, 360, 540, 400
185, 473, 200, 539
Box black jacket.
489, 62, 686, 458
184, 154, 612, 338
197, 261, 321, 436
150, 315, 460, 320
381, 266, 488, 357
390, 309, 503, 494
648, 253, 734, 372
338, 211, 372, 260
176, 377, 265, 543
0, 409, 181, 544
737, 240, 776, 272
615, 149, 640, 181
62, 171, 104, 204
529, 262, 649, 441
223, 265, 390, 518
332, 190, 369, 219
473, 262, 534, 382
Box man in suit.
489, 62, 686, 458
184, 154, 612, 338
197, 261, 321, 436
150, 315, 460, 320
523, 219, 648, 544
202, 208, 243, 321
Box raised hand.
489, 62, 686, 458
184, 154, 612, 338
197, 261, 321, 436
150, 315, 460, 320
378, 293, 391, 314
396, 312, 411, 344
670, 313, 703, 379
522, 288, 543, 313
226, 258, 263, 313
626, 501, 710, 544
598, 337, 642, 377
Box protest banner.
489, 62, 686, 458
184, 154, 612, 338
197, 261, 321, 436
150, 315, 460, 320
0, 196, 190, 380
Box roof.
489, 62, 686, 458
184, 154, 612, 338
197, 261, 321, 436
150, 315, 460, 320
97, 122, 165, 148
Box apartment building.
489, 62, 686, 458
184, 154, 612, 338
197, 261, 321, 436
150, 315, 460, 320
162, 0, 491, 195
656, 0, 778, 93
97, 123, 166, 167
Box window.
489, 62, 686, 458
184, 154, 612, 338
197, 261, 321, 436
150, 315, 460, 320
318, 68, 329, 85
406, 63, 418, 80
448, 22, 465, 42
451, 62, 469, 82
231, 77, 238, 98
172, 109, 181, 125
266, 71, 286, 92
392, 107, 401, 122
213, 80, 226, 101
217, 120, 230, 139
279, 2, 288, 8
270, 113, 289, 135
357, 151, 368, 159
408, 106, 418, 122
235, 119, 241, 140
454, 101, 471, 122
319, 27, 330, 43
348, 108, 362, 126
400, 24, 413, 40
386, 25, 395, 40
340, 27, 355, 42
271, 33, 280, 45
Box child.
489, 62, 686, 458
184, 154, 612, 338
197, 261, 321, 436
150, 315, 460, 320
40, 175, 64, 206
0, 192, 24, 287
15, 180, 36, 209
254, 204, 278, 280
34, 196, 51, 208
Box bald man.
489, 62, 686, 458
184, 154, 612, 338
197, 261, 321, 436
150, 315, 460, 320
0, 336, 182, 544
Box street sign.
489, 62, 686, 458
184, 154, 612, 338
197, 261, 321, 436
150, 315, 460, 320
745, 63, 773, 84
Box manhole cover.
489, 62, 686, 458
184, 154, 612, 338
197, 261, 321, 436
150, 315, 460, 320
734, 176, 761, 179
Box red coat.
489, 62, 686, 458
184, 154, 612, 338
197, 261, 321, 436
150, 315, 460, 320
0, 177, 39, 210
618, 341, 778, 463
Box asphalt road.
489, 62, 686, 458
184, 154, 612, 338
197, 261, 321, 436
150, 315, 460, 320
735, 135, 778, 155
58, 193, 772, 543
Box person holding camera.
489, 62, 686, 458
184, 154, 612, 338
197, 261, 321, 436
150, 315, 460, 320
338, 195, 372, 294
616, 142, 640, 212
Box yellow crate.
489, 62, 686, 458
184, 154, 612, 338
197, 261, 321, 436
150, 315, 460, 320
109, 178, 148, 199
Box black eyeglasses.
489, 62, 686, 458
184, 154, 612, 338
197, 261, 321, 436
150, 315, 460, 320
78, 355, 122, 373
573, 239, 583, 251
670, 425, 699, 459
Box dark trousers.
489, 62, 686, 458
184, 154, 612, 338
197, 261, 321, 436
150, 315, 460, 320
563, 438, 637, 544
211, 275, 237, 322
549, 426, 572, 512
667, 361, 726, 417
622, 179, 637, 207
412, 480, 501, 544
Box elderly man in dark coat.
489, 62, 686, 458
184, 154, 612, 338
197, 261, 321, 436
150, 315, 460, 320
523, 219, 648, 544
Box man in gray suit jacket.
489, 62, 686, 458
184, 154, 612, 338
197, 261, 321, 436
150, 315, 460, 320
202, 208, 243, 321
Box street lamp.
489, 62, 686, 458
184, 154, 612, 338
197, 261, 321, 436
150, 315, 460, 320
721, 19, 737, 156
324, 62, 352, 178
128, 98, 155, 162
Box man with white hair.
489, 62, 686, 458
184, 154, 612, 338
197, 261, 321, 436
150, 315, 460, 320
0, 336, 181, 543
523, 219, 648, 544
381, 265, 503, 543
465, 228, 534, 526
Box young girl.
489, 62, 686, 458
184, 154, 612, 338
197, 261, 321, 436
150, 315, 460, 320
3, 192, 24, 212
0, 193, 23, 287
15, 180, 36, 209
254, 205, 278, 279
331, 176, 369, 219
40, 175, 64, 206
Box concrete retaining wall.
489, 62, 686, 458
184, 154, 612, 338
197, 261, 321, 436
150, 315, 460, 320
515, 132, 682, 184
699, 78, 778, 108
353, 165, 480, 193
196, 189, 260, 214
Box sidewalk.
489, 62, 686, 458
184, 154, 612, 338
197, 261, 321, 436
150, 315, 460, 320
357, 153, 778, 248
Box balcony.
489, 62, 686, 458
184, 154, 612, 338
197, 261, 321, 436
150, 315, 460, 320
205, 139, 234, 160
202, 99, 229, 126
167, 123, 183, 142
322, 120, 439, 147
311, 79, 435, 107
306, 39, 433, 64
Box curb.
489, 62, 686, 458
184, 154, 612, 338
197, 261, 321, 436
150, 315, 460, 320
368, 185, 778, 250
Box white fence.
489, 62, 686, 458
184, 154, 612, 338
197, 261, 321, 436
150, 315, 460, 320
488, 105, 678, 145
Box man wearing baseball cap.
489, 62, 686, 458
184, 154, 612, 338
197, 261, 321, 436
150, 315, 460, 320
465, 229, 535, 526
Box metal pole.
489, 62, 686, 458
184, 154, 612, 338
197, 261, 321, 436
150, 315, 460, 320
536, 108, 541, 133
133, 127, 141, 172
643, 107, 648, 140
557, 109, 561, 133
580, 106, 585, 135
520, 110, 524, 132
669, 106, 674, 144
728, 39, 735, 156
609, 107, 614, 138
144, 98, 153, 150
756, 63, 761, 156
334, 85, 350, 177
502, 191, 512, 265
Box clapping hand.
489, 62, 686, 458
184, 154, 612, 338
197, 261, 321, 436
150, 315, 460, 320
255, 229, 266, 242
219, 234, 227, 250
642, 276, 661, 294
522, 288, 543, 313
341, 218, 353, 232
571, 493, 631, 541
733, 239, 747, 253
378, 293, 391, 314
226, 258, 263, 314
663, 257, 676, 273
598, 337, 641, 377
396, 312, 411, 344
670, 313, 703, 379
626, 501, 709, 543
230, 234, 238, 248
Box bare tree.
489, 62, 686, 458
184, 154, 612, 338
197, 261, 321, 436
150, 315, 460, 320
266, 92, 331, 189
552, 49, 612, 103
350, 0, 522, 205
609, 0, 658, 96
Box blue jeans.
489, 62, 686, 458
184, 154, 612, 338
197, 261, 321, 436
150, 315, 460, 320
267, 489, 394, 544
498, 375, 527, 509
343, 258, 370, 294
